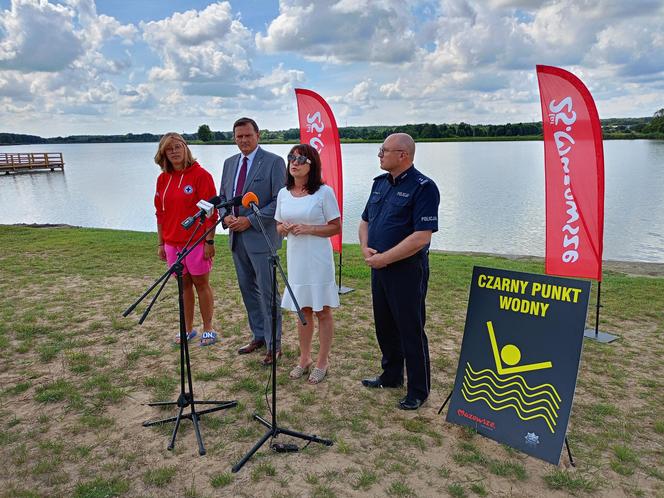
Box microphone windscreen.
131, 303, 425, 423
207, 195, 223, 206
232, 195, 243, 206
242, 191, 259, 208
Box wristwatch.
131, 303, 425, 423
205, 239, 215, 245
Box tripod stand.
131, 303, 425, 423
232, 201, 333, 473
124, 214, 237, 455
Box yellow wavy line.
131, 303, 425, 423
462, 381, 557, 430
467, 363, 562, 403
462, 380, 557, 425
464, 364, 560, 410
461, 387, 556, 434
463, 373, 559, 421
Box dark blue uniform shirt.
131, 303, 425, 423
361, 165, 440, 255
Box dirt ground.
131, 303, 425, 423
1, 226, 663, 497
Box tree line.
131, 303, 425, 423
2, 112, 662, 146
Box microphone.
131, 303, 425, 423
181, 195, 242, 229
196, 199, 215, 217
241, 192, 260, 214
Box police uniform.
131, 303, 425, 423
361, 165, 440, 402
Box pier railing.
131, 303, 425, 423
0, 152, 65, 173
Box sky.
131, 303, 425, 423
1, 0, 663, 137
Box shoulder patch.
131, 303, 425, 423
417, 176, 429, 185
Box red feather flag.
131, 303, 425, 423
294, 88, 343, 253
537, 65, 605, 281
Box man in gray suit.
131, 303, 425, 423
219, 117, 287, 365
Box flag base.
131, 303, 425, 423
338, 286, 354, 295
583, 328, 619, 343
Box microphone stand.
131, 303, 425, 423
232, 201, 333, 473
123, 211, 237, 455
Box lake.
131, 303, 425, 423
1, 140, 663, 263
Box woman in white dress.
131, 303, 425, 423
275, 144, 341, 384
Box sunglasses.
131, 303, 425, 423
287, 154, 311, 165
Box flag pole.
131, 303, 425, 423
583, 279, 618, 343
337, 250, 353, 294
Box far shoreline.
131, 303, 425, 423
3, 135, 664, 147
9, 223, 664, 277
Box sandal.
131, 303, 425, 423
289, 362, 313, 380
174, 329, 197, 345
308, 367, 327, 384
200, 330, 218, 347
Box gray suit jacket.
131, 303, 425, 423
219, 146, 287, 253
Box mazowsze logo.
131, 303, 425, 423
547, 96, 580, 265
457, 408, 496, 430
306, 111, 325, 152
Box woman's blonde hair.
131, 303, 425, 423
154, 132, 196, 172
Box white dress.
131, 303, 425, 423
275, 185, 341, 311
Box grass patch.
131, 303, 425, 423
73, 477, 129, 498
210, 472, 233, 488
354, 469, 377, 490
387, 481, 416, 497
469, 482, 488, 496
611, 444, 639, 476
34, 379, 81, 405
143, 374, 177, 400
447, 483, 467, 498
37, 342, 61, 362
543, 470, 597, 493
312, 484, 336, 497
5, 381, 31, 395
587, 402, 620, 418
488, 460, 527, 480
194, 365, 232, 382
67, 352, 95, 373
143, 465, 177, 487
251, 461, 276, 481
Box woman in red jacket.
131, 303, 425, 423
154, 132, 218, 346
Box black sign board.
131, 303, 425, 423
446, 266, 591, 464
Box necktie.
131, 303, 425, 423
234, 156, 248, 215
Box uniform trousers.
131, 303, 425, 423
371, 253, 430, 401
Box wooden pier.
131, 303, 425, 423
0, 152, 65, 173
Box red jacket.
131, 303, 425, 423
154, 162, 218, 245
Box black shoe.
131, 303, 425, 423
398, 396, 426, 410
361, 376, 403, 389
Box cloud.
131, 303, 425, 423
2, 0, 663, 135
0, 71, 33, 100
0, 0, 83, 72
118, 84, 158, 114
328, 79, 379, 118
256, 0, 418, 64
0, 0, 139, 117
140, 0, 305, 118
142, 2, 253, 83
325, 0, 664, 125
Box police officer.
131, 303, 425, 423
359, 133, 440, 410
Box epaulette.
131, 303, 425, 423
417, 176, 430, 185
